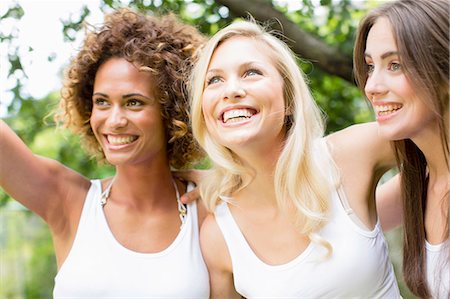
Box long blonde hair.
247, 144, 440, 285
190, 21, 334, 249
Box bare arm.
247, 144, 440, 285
326, 122, 396, 228
0, 120, 88, 227
200, 214, 241, 299
376, 174, 403, 231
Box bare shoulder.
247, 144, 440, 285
196, 198, 209, 227
327, 122, 379, 149
45, 160, 91, 233
326, 122, 395, 171
200, 213, 240, 298
19, 155, 90, 223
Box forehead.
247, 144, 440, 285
209, 36, 276, 67
94, 57, 157, 94
366, 17, 397, 52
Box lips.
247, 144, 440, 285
106, 135, 138, 145
221, 108, 257, 123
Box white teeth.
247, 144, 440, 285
223, 109, 255, 123
375, 104, 402, 115
107, 135, 138, 145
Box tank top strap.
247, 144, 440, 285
333, 183, 380, 236
185, 182, 199, 233
77, 179, 103, 231
214, 201, 256, 268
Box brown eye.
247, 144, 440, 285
127, 99, 143, 107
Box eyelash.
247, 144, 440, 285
366, 64, 375, 74
365, 62, 401, 74
126, 99, 143, 107
93, 98, 144, 107
206, 76, 221, 85
388, 62, 401, 71
94, 98, 108, 106
245, 68, 262, 77
206, 68, 263, 85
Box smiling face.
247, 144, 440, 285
90, 57, 167, 166
364, 17, 437, 141
201, 36, 286, 153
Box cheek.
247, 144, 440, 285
201, 95, 216, 122
89, 111, 101, 131
396, 77, 415, 99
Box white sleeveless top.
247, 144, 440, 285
53, 180, 209, 298
426, 240, 449, 299
214, 187, 401, 298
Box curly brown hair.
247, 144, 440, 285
57, 8, 205, 169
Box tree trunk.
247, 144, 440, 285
215, 0, 354, 83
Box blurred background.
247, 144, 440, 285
0, 0, 414, 298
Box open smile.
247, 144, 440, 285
221, 108, 258, 124
374, 103, 403, 117
106, 134, 138, 146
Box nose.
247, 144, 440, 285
223, 77, 246, 101
106, 105, 127, 129
364, 69, 388, 101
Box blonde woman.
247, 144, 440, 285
190, 21, 400, 298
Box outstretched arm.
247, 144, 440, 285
200, 214, 241, 299
0, 120, 88, 225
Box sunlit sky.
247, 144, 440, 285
0, 0, 308, 116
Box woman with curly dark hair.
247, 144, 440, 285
0, 8, 209, 297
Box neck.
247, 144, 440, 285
233, 145, 282, 208
111, 158, 175, 208
412, 124, 449, 181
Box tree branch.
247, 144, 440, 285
215, 0, 354, 83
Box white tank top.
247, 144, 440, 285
53, 180, 209, 298
214, 187, 401, 298
426, 240, 449, 299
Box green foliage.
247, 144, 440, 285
308, 68, 372, 133
62, 5, 91, 42
23, 217, 56, 299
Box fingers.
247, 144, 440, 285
180, 186, 200, 204
173, 169, 209, 204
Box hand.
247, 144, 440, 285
173, 169, 209, 204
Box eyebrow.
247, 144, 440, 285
123, 93, 150, 100
92, 92, 151, 100
206, 61, 261, 74
364, 51, 399, 59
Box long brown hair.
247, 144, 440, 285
353, 0, 449, 297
